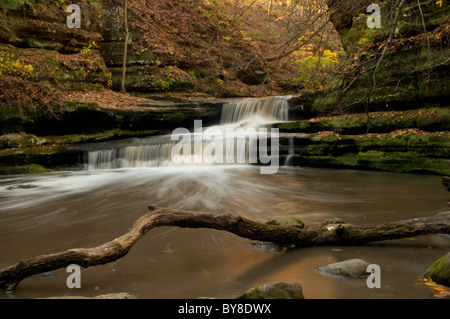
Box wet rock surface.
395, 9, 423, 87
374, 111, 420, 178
237, 282, 305, 299
424, 252, 450, 287
317, 258, 371, 279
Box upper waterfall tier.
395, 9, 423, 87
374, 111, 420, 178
84, 96, 291, 170
220, 96, 290, 125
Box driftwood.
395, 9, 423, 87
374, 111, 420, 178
1, 205, 450, 292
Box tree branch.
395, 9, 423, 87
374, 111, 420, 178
1, 205, 449, 292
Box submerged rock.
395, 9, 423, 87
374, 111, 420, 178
237, 282, 304, 299
317, 258, 370, 278
424, 252, 450, 287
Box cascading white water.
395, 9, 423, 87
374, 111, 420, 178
87, 144, 171, 170
285, 136, 295, 166
220, 96, 289, 125
85, 96, 290, 170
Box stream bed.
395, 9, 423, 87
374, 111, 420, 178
0, 166, 448, 299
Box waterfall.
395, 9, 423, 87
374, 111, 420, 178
220, 96, 290, 125
86, 143, 171, 169
285, 137, 295, 166
85, 96, 290, 170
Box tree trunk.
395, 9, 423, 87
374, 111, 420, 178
268, 0, 274, 20
1, 205, 449, 292
120, 0, 129, 94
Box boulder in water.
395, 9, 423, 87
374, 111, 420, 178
317, 258, 371, 278
424, 252, 450, 287
237, 281, 304, 299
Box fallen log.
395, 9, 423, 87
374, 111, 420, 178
1, 205, 450, 292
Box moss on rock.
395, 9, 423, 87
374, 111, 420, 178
278, 108, 450, 134
424, 252, 450, 287
237, 282, 305, 299
28, 163, 53, 174
0, 133, 46, 149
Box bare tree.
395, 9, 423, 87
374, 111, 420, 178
121, 0, 129, 93
1, 205, 449, 292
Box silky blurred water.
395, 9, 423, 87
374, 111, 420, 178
0, 166, 448, 299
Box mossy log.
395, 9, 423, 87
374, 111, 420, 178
1, 205, 450, 292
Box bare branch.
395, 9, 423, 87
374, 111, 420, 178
1, 205, 449, 293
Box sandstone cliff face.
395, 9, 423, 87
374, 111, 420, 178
283, 0, 450, 176
0, 0, 273, 100
1, 0, 448, 109
0, 0, 110, 99
0, 0, 102, 52
0, 0, 275, 140
100, 0, 163, 92
99, 0, 270, 95
317, 0, 450, 112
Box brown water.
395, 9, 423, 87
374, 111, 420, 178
0, 166, 449, 299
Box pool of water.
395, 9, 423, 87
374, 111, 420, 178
0, 166, 448, 299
